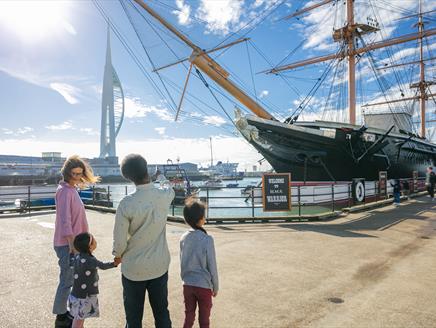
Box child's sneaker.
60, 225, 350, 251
54, 312, 72, 328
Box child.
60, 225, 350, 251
391, 179, 401, 206
69, 233, 119, 328
180, 198, 219, 328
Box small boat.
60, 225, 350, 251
226, 183, 239, 188
201, 178, 224, 190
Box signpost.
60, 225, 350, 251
262, 173, 291, 211
379, 171, 387, 199
413, 171, 418, 193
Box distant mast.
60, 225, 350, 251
100, 26, 125, 159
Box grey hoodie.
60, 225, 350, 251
180, 229, 219, 293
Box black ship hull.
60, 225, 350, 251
236, 114, 436, 181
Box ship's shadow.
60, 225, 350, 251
277, 199, 435, 238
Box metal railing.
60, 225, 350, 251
0, 178, 428, 218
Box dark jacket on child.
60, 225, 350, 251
71, 253, 115, 298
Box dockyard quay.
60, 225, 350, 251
1, 196, 436, 327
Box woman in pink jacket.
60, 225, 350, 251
53, 155, 99, 327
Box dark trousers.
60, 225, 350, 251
122, 272, 171, 328
428, 184, 435, 198
183, 285, 213, 328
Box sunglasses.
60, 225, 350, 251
71, 172, 84, 177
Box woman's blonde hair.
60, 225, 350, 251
61, 155, 100, 186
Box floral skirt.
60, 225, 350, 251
68, 294, 100, 320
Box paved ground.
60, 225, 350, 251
1, 196, 436, 328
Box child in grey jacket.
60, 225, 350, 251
180, 198, 219, 328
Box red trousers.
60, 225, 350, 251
183, 285, 213, 328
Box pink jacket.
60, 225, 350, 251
53, 181, 88, 247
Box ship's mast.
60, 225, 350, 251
418, 0, 426, 137
268, 0, 436, 128
132, 0, 276, 121
347, 0, 356, 125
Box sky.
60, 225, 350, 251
0, 0, 435, 171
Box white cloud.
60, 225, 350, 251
45, 121, 73, 131
50, 83, 80, 104
124, 97, 174, 122
174, 0, 192, 25
1, 127, 34, 136
79, 128, 99, 136
196, 0, 244, 34
155, 127, 166, 135
62, 20, 77, 35
202, 115, 226, 126
259, 90, 269, 98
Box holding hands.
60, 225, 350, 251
113, 257, 122, 267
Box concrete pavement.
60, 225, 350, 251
1, 196, 436, 327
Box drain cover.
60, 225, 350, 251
327, 297, 344, 304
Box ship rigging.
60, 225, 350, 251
96, 0, 436, 181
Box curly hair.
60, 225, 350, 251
61, 155, 100, 185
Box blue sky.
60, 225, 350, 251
0, 0, 435, 170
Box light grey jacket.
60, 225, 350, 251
180, 229, 219, 293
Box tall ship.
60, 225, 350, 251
113, 0, 435, 181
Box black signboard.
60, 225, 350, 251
262, 173, 291, 211
379, 171, 387, 197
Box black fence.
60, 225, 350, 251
0, 177, 428, 218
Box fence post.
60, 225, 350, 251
27, 185, 31, 213
331, 184, 335, 212
375, 181, 378, 202
363, 182, 366, 205
298, 185, 301, 217
251, 186, 255, 218
92, 186, 95, 206
348, 183, 351, 208
206, 187, 209, 218
172, 200, 175, 216
107, 186, 110, 208
125, 185, 128, 196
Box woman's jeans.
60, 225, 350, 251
53, 245, 73, 315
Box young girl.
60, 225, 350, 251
69, 233, 119, 328
180, 198, 219, 328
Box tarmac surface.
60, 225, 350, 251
1, 196, 436, 328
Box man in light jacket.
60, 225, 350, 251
113, 154, 175, 328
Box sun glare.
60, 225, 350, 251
0, 1, 71, 41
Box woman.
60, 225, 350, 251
52, 155, 99, 327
